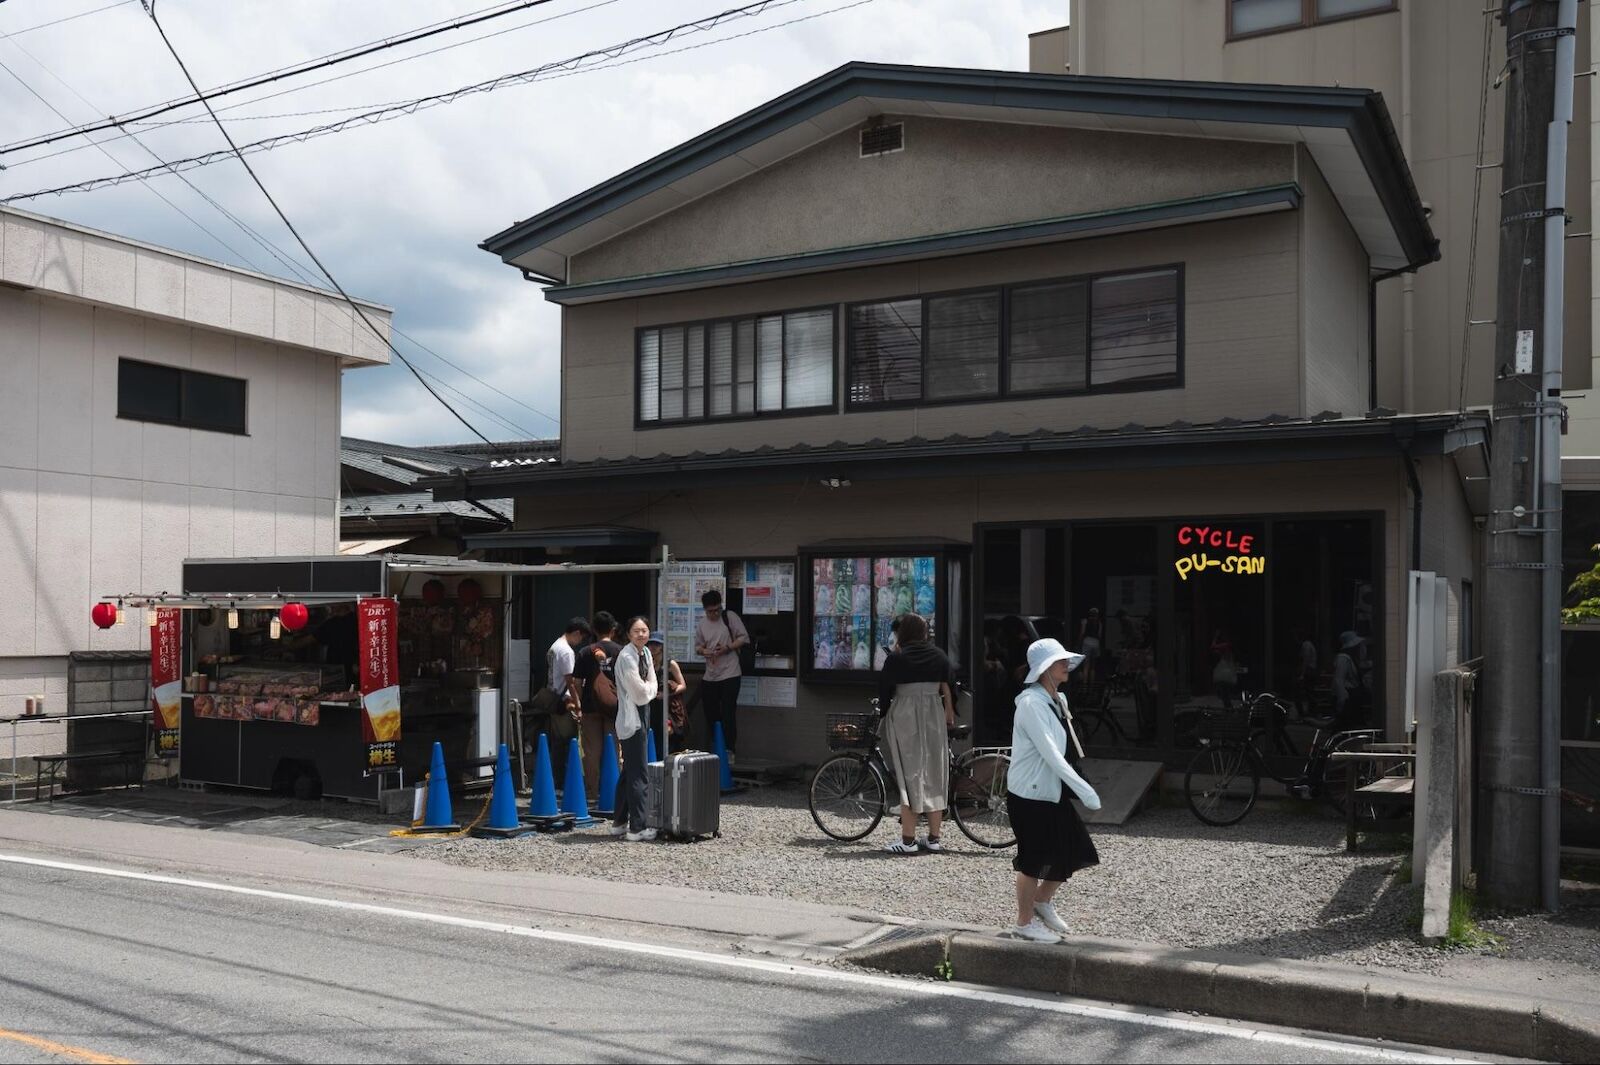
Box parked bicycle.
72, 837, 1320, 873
1184, 690, 1380, 826
808, 699, 1014, 847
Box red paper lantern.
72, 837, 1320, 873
279, 602, 310, 632
457, 578, 483, 607
421, 579, 446, 605
91, 602, 118, 629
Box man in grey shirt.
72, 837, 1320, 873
695, 589, 749, 762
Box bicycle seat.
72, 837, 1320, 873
946, 723, 972, 739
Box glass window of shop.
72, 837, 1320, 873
1560, 490, 1600, 849
800, 546, 967, 681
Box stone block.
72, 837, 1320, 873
949, 933, 1075, 994
71, 665, 112, 683
111, 679, 148, 701
73, 681, 111, 703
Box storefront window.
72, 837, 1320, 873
1070, 525, 1158, 750
1172, 521, 1268, 749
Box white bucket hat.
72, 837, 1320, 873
1339, 630, 1365, 651
1025, 638, 1085, 684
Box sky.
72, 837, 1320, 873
0, 0, 1063, 446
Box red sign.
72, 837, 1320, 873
358, 597, 401, 775
1175, 525, 1267, 581
151, 608, 181, 758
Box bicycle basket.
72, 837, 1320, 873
1196, 708, 1253, 744
826, 713, 875, 751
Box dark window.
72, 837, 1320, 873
848, 265, 1181, 408
117, 358, 247, 434
1228, 0, 1394, 40
637, 307, 835, 425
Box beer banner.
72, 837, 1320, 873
358, 597, 401, 775
151, 607, 181, 758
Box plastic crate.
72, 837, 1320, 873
1196, 709, 1253, 744
826, 712, 875, 751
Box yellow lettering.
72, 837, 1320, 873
1175, 557, 1194, 581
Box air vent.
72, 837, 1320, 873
859, 122, 904, 158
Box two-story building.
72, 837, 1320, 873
436, 62, 1486, 767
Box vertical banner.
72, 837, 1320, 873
359, 597, 402, 775
151, 607, 182, 758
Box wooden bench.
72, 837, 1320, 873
1331, 744, 1416, 851
33, 748, 145, 802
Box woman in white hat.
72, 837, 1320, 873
1006, 638, 1103, 944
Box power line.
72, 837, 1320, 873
1, 0, 134, 37
140, 2, 502, 451
1, 0, 565, 156
2, 0, 829, 201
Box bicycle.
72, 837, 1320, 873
808, 699, 1015, 848
1183, 690, 1380, 826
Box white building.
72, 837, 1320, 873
0, 205, 391, 754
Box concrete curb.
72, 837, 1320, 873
842, 930, 1600, 1061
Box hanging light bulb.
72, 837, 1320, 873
270, 617, 282, 640
227, 608, 240, 630
114, 602, 125, 626
146, 607, 157, 628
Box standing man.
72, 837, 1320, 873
571, 612, 621, 799
533, 617, 589, 781
695, 590, 749, 764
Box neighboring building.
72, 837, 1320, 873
337, 436, 556, 555
436, 61, 1484, 770
0, 205, 391, 754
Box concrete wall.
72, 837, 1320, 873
1299, 147, 1372, 415
570, 117, 1295, 284
563, 212, 1308, 463
1028, 25, 1070, 74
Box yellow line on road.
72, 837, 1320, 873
0, 1028, 137, 1064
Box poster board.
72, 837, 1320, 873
662, 561, 725, 665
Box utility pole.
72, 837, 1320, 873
1482, 0, 1572, 911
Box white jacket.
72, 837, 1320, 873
614, 643, 658, 741
1007, 684, 1101, 810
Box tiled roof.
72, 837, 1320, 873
340, 492, 512, 522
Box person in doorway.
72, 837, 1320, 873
610, 616, 659, 842
1006, 639, 1102, 943
290, 602, 358, 682
695, 589, 749, 763
1077, 607, 1104, 684
533, 617, 590, 779
1330, 631, 1368, 726
1295, 626, 1320, 720
1210, 628, 1239, 710
877, 613, 957, 854
571, 611, 621, 800
646, 631, 688, 744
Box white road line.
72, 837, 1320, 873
332, 836, 383, 849
0, 852, 1471, 1064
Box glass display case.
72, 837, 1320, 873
189, 663, 356, 727
800, 541, 968, 681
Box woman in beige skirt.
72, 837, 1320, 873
876, 613, 957, 853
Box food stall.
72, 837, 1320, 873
100, 551, 674, 803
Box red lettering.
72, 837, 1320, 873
1239, 534, 1254, 554
1208, 530, 1224, 548
1178, 526, 1193, 545
1194, 526, 1211, 545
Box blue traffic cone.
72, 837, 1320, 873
528, 734, 574, 831
472, 743, 536, 838
560, 737, 596, 826
646, 727, 658, 764
413, 741, 460, 832
712, 722, 736, 793
595, 731, 620, 816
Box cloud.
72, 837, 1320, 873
1, 0, 1061, 446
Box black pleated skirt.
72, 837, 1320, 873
1007, 789, 1100, 881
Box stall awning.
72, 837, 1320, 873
461, 526, 660, 551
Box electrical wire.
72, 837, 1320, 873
140, 2, 503, 452
2, 0, 841, 202
0, 0, 134, 38
0, 0, 566, 155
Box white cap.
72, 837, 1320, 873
1025, 638, 1085, 684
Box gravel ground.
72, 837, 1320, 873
395, 783, 1600, 976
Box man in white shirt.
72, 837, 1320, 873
694, 589, 749, 761
533, 617, 590, 779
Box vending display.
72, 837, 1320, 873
807, 550, 945, 676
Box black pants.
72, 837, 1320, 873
701, 676, 740, 752
612, 725, 649, 833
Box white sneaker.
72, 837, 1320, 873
609, 822, 628, 837
1033, 902, 1069, 934
625, 828, 658, 842
883, 839, 919, 854
1012, 919, 1061, 944
919, 837, 944, 853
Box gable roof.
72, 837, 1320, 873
340, 436, 557, 493
482, 61, 1436, 283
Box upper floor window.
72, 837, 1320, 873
848, 266, 1181, 409
637, 307, 835, 426
118, 358, 248, 435
1227, 0, 1394, 40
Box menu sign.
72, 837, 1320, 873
359, 597, 401, 775
151, 608, 181, 758
662, 561, 725, 665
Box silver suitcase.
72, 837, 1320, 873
646, 751, 721, 839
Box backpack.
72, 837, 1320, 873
726, 610, 758, 674
590, 645, 619, 712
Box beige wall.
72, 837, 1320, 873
515, 456, 1421, 763
571, 117, 1295, 284
1052, 0, 1595, 432
1300, 147, 1372, 414
1029, 25, 1070, 74
564, 212, 1316, 463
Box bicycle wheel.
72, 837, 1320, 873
809, 755, 887, 841
951, 751, 1014, 848
1184, 743, 1260, 826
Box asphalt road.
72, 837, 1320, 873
0, 857, 1476, 1065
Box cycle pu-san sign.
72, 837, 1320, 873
1174, 525, 1266, 581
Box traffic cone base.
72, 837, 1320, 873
472, 743, 537, 839
594, 731, 620, 816
712, 722, 740, 795
560, 736, 597, 827
412, 741, 460, 832
528, 733, 576, 830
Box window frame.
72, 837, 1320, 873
634, 304, 839, 430
1226, 0, 1397, 42
116, 357, 249, 436
844, 263, 1185, 414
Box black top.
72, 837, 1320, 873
572, 638, 620, 715
315, 612, 358, 680
878, 642, 954, 709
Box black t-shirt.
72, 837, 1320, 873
878, 642, 954, 709
316, 612, 359, 680
572, 638, 620, 715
